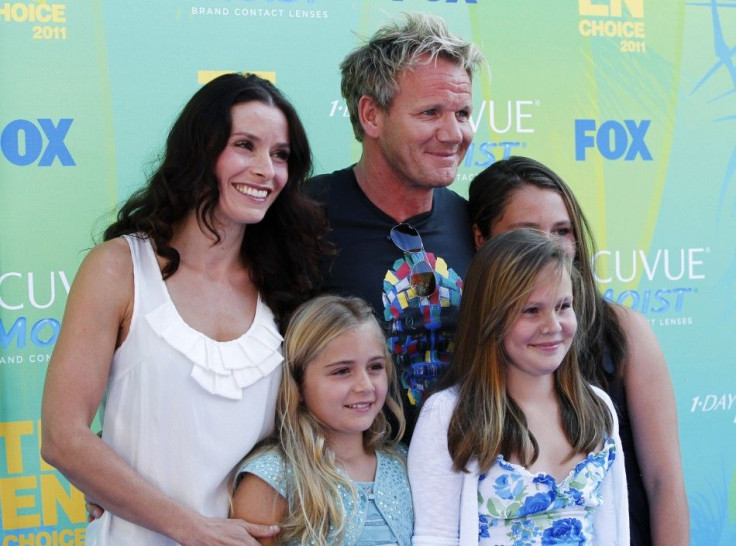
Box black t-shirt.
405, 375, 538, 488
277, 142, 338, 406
306, 166, 475, 436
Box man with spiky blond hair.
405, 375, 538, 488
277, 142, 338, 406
309, 13, 485, 438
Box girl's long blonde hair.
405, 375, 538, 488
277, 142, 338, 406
442, 229, 612, 472
272, 295, 404, 544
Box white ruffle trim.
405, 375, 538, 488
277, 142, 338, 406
145, 298, 283, 400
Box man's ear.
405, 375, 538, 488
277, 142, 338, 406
358, 95, 382, 139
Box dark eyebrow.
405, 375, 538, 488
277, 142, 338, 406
230, 131, 257, 140
230, 132, 290, 151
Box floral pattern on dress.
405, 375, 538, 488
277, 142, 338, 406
477, 437, 615, 545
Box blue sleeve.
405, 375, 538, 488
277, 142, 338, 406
234, 450, 288, 498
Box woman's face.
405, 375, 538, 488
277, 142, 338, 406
213, 101, 290, 230
480, 185, 576, 258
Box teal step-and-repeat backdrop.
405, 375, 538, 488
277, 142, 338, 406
1, 1, 734, 543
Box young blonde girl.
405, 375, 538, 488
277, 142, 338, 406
231, 295, 413, 545
409, 229, 628, 545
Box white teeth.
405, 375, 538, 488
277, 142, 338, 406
234, 184, 268, 199
348, 403, 370, 409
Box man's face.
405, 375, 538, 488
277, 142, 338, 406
373, 56, 473, 190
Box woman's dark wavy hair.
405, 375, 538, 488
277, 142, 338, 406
104, 73, 330, 329
468, 156, 626, 389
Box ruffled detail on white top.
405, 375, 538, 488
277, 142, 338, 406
145, 297, 283, 400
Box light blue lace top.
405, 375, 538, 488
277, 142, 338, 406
477, 437, 616, 545
235, 448, 413, 546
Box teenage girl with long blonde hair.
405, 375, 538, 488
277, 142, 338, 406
409, 229, 628, 545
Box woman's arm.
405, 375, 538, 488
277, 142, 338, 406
231, 474, 287, 546
40, 240, 276, 546
408, 391, 465, 546
615, 306, 690, 545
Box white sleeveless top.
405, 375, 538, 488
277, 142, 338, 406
86, 234, 283, 545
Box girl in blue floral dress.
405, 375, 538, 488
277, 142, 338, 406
408, 230, 629, 545
231, 295, 413, 545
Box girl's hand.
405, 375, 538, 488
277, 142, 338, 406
85, 500, 104, 522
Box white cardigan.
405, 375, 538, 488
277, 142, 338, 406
408, 386, 629, 546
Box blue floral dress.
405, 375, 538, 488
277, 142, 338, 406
477, 437, 616, 545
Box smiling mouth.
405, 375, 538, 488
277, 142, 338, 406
430, 151, 458, 159
532, 342, 562, 350
346, 403, 373, 410
233, 184, 269, 199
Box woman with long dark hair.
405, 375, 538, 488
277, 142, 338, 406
41, 73, 330, 545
